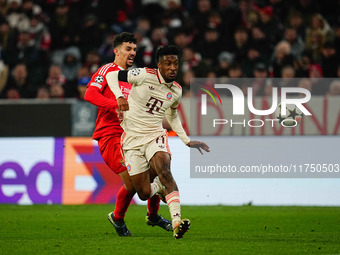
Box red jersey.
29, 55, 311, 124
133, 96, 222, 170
85, 63, 132, 140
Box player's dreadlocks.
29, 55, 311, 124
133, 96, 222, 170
113, 32, 137, 48
156, 45, 181, 63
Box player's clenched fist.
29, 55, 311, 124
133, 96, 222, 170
117, 97, 129, 111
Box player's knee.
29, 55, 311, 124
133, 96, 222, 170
136, 187, 151, 201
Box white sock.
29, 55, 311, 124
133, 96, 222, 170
150, 182, 161, 197
165, 191, 181, 227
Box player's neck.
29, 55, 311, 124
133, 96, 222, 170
114, 60, 128, 70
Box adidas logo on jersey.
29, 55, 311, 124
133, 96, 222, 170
149, 86, 155, 90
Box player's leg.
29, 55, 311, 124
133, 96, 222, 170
98, 136, 134, 236
145, 169, 173, 231
149, 151, 190, 238
146, 133, 190, 238
113, 170, 135, 221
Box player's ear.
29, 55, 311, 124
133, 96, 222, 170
113, 48, 118, 55
157, 61, 161, 69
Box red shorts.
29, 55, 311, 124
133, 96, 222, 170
98, 136, 126, 174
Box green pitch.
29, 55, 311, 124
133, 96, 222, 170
0, 205, 339, 255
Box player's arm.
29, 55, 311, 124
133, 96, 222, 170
106, 68, 145, 111
165, 107, 210, 154
84, 82, 118, 109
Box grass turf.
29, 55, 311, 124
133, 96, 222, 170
0, 205, 339, 255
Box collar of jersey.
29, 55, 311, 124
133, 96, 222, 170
157, 69, 173, 87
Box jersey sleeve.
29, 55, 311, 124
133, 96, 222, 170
106, 68, 147, 99
87, 72, 107, 93
126, 68, 147, 85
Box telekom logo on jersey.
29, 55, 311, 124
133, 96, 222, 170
201, 84, 312, 116
146, 97, 164, 114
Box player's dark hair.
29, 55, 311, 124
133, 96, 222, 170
156, 45, 181, 63
113, 32, 137, 48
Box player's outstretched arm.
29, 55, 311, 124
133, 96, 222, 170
187, 141, 210, 155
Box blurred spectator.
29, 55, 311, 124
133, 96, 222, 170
134, 29, 153, 67
78, 14, 102, 58
197, 27, 223, 66
229, 27, 249, 63
27, 14, 51, 50
270, 41, 295, 77
297, 78, 312, 93
291, 0, 319, 22
6, 87, 20, 99
268, 0, 290, 25
180, 46, 209, 78
241, 45, 266, 77
246, 62, 270, 96
48, 0, 80, 50
160, 0, 186, 31
306, 14, 333, 42
283, 26, 305, 60
0, 20, 17, 51
281, 65, 296, 79
21, 0, 42, 19
309, 64, 327, 95
82, 50, 100, 77
135, 16, 151, 36
257, 6, 283, 46
238, 0, 257, 29
0, 60, 9, 95
149, 27, 168, 67
61, 46, 82, 97
0, 0, 9, 16
180, 69, 195, 97
327, 80, 340, 96
218, 0, 241, 47
286, 11, 306, 39
2, 28, 48, 85
36, 86, 50, 99
320, 41, 338, 77
215, 51, 234, 77
334, 25, 340, 58
97, 32, 115, 64
77, 76, 90, 100
191, 0, 212, 40
250, 26, 272, 62
172, 30, 190, 50
46, 64, 66, 87
77, 66, 90, 100
228, 63, 243, 78
49, 83, 64, 98
61, 46, 81, 82
305, 28, 326, 63
295, 50, 312, 77
5, 62, 35, 98
6, 0, 27, 30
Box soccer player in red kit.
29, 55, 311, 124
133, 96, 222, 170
84, 32, 172, 236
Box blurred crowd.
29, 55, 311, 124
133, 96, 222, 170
1, 0, 340, 100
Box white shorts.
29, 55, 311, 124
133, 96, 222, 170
121, 130, 172, 176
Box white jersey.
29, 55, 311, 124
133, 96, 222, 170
106, 67, 190, 145
124, 68, 182, 135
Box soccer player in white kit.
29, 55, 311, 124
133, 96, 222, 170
106, 45, 210, 239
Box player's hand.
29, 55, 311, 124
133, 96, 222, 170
115, 109, 124, 121
187, 141, 210, 155
117, 97, 129, 111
